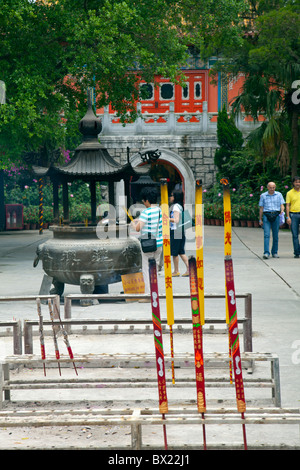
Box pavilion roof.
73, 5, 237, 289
33, 90, 149, 181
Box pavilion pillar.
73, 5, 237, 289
90, 180, 97, 224
124, 178, 130, 211
53, 180, 59, 224
108, 180, 115, 207
62, 180, 70, 224
0, 170, 5, 231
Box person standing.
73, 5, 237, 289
131, 186, 162, 301
169, 189, 189, 276
259, 182, 285, 259
286, 176, 300, 258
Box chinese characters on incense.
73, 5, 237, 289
149, 258, 169, 449
160, 178, 175, 384
195, 180, 205, 326
149, 258, 168, 415
188, 256, 206, 414
224, 258, 246, 413
221, 178, 247, 448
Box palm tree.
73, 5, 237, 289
230, 69, 299, 177
219, 2, 300, 177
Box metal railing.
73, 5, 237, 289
0, 293, 252, 355
0, 295, 60, 355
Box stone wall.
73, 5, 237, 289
99, 134, 219, 192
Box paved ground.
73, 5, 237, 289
0, 225, 299, 450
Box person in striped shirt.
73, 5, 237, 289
132, 187, 162, 301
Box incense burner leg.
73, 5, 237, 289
50, 279, 64, 296
93, 283, 108, 303
80, 274, 95, 306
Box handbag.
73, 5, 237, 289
140, 212, 160, 253
140, 236, 157, 253
264, 211, 280, 223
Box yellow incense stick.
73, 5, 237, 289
160, 179, 175, 326
195, 180, 205, 325
160, 179, 175, 383
221, 177, 233, 383
221, 178, 232, 324
123, 206, 133, 221
222, 178, 232, 259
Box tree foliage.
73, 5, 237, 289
0, 0, 248, 167
213, 0, 300, 177
214, 105, 244, 173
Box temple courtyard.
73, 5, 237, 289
0, 225, 299, 450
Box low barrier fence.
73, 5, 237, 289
1, 406, 299, 450
0, 293, 291, 449
0, 295, 60, 355
0, 351, 281, 408
0, 293, 252, 355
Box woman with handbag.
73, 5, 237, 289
169, 189, 189, 276
131, 187, 162, 302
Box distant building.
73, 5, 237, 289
97, 56, 261, 206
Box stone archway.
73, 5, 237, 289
130, 148, 195, 206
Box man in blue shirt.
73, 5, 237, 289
259, 182, 285, 259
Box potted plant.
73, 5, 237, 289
237, 204, 248, 226
204, 203, 213, 224
30, 206, 39, 229
23, 207, 30, 229
213, 204, 223, 225
23, 205, 39, 229
70, 203, 91, 224
43, 206, 54, 228
246, 204, 259, 227
231, 204, 240, 226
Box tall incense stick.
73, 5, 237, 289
195, 180, 205, 326
36, 298, 46, 376
160, 178, 175, 384
38, 177, 44, 235
48, 299, 61, 376
149, 258, 168, 449
188, 256, 207, 449
53, 302, 78, 375
224, 257, 248, 449
221, 178, 247, 449
221, 177, 233, 383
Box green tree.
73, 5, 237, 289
248, 3, 300, 177
0, 0, 248, 167
215, 1, 300, 177
214, 105, 244, 174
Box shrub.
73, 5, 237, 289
214, 105, 243, 173
70, 204, 91, 223
23, 205, 39, 224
